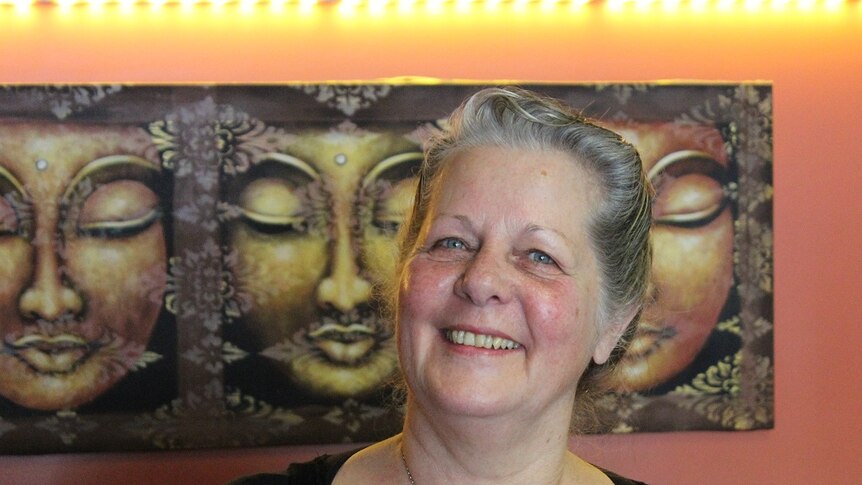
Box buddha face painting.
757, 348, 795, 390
0, 123, 167, 411
607, 122, 735, 392
225, 126, 421, 399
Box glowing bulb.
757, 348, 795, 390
744, 0, 763, 10
484, 0, 502, 12
56, 0, 77, 11
634, 0, 653, 11
717, 0, 735, 10
569, 0, 590, 11
454, 0, 472, 13
338, 0, 360, 15
426, 0, 445, 13
691, 0, 708, 10
513, 0, 531, 11
661, 0, 680, 12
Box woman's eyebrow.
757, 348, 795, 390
524, 223, 573, 245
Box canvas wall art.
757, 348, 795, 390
0, 82, 773, 453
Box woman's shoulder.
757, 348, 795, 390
227, 449, 358, 485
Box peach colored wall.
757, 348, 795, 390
1, 6, 861, 484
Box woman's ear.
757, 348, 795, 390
592, 308, 637, 365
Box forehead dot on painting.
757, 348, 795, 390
334, 153, 348, 166
35, 159, 49, 171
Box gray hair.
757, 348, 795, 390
394, 87, 653, 429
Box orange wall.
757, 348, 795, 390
1, 5, 861, 484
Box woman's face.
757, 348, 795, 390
397, 146, 622, 420
227, 129, 421, 398
607, 122, 734, 391
0, 123, 167, 411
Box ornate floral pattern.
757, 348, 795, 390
292, 84, 393, 115
3, 85, 122, 119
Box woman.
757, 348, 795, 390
232, 87, 652, 484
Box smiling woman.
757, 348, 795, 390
0, 123, 170, 412
232, 87, 652, 484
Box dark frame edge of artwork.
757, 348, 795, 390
0, 82, 773, 454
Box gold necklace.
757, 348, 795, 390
400, 443, 417, 485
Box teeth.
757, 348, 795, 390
444, 330, 520, 350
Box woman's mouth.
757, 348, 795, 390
9, 334, 94, 374
444, 329, 521, 350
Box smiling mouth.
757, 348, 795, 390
9, 334, 95, 374
444, 329, 521, 350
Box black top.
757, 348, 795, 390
229, 448, 648, 485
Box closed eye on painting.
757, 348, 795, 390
77, 180, 161, 238
361, 152, 422, 236
60, 155, 164, 239
237, 178, 310, 236
232, 154, 321, 237
648, 150, 729, 228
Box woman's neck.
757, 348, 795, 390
399, 397, 581, 485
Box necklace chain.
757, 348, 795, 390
400, 443, 417, 485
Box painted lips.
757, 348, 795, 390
9, 334, 93, 374
308, 323, 381, 364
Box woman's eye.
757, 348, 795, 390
76, 180, 161, 238
653, 173, 727, 227
437, 238, 466, 250
528, 250, 556, 265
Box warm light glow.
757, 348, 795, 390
368, 0, 388, 14
426, 0, 445, 13
569, 0, 591, 11
0, 0, 854, 14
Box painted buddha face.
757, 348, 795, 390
607, 122, 735, 392
0, 123, 167, 411
225, 126, 421, 399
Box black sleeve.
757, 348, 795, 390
603, 468, 650, 485
227, 449, 357, 485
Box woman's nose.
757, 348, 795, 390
18, 234, 84, 321
455, 248, 513, 306
316, 218, 372, 313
